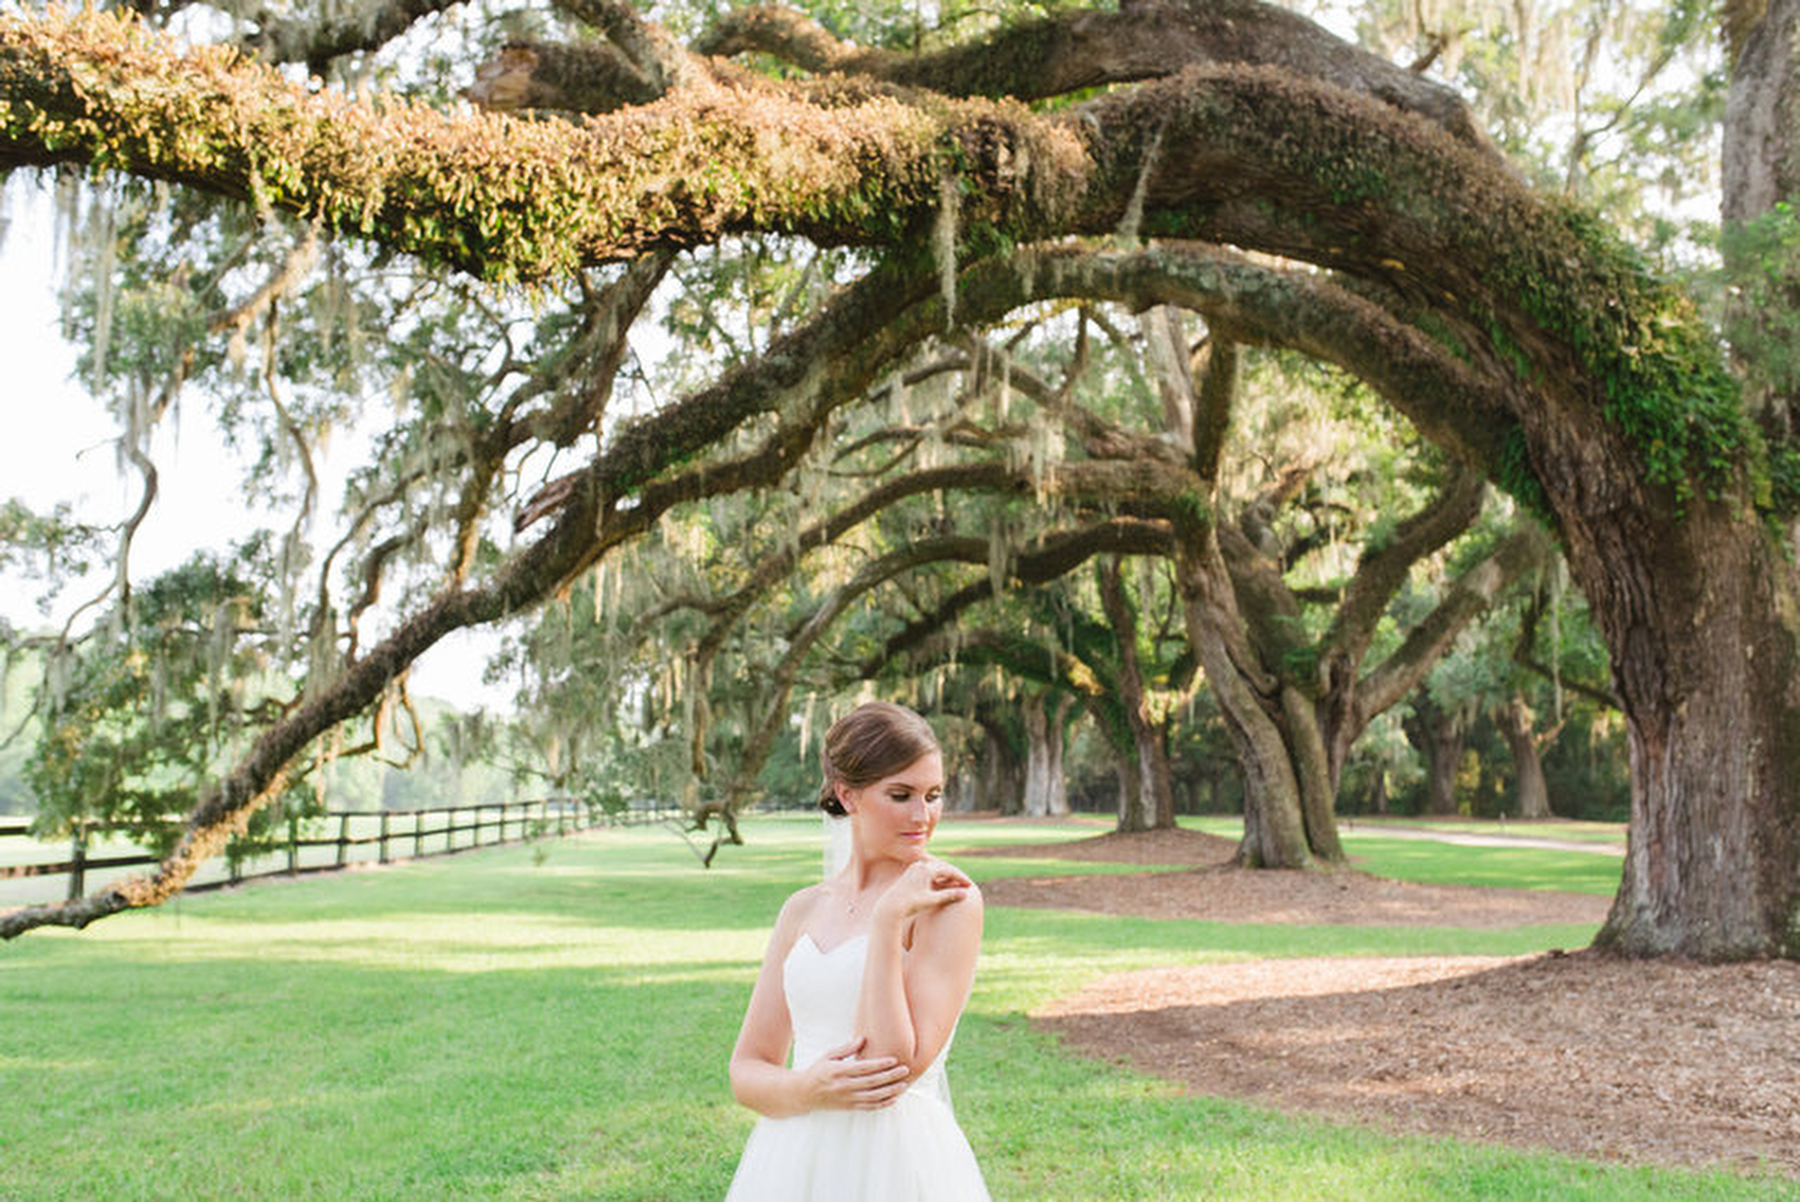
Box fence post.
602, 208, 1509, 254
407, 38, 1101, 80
379, 811, 390, 865
414, 809, 424, 859
287, 814, 299, 876
336, 812, 351, 867
67, 822, 87, 901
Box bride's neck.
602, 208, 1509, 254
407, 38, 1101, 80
843, 854, 905, 894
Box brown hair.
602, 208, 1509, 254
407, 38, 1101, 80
816, 702, 941, 817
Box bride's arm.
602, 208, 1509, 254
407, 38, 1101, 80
728, 889, 912, 1118
855, 860, 984, 1076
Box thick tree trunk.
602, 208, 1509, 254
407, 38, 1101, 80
976, 721, 1025, 815
1408, 696, 1464, 817
1044, 694, 1072, 816
1174, 530, 1314, 866
1109, 730, 1171, 832
1097, 557, 1177, 832
1113, 754, 1150, 832
1495, 693, 1552, 820
1135, 721, 1177, 831
1575, 507, 1800, 958
1724, 0, 1800, 438
1557, 0, 1800, 957
1280, 686, 1343, 860
1021, 693, 1059, 817
1368, 769, 1390, 815
944, 772, 979, 814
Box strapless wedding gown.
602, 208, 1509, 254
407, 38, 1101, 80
724, 933, 990, 1201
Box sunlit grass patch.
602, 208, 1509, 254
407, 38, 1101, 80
0, 815, 1782, 1199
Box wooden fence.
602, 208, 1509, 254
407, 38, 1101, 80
0, 799, 682, 907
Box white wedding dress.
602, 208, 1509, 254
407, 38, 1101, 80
724, 933, 990, 1201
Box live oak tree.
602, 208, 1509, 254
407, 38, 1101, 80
3, 0, 1800, 958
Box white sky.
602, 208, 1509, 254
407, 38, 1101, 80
0, 175, 513, 712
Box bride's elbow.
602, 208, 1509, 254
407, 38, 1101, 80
727, 1056, 756, 1106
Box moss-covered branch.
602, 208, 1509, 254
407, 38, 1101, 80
866, 518, 1176, 675
696, 0, 1489, 150
0, 4, 1760, 520
0, 9, 1085, 282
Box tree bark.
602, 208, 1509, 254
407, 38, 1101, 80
1174, 522, 1312, 865
1098, 557, 1177, 832
1724, 0, 1800, 438
975, 714, 1025, 816
1368, 769, 1390, 815
1045, 694, 1073, 816
1409, 694, 1465, 817
1586, 506, 1800, 958
1021, 693, 1054, 817
1495, 693, 1553, 820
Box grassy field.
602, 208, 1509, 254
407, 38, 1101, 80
0, 814, 1784, 1200
1180, 816, 1627, 895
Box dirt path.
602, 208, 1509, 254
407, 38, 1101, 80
1342, 822, 1626, 856
969, 828, 1800, 1179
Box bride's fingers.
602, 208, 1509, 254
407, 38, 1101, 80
839, 1059, 907, 1086
853, 1076, 912, 1108
825, 1037, 867, 1061
834, 1057, 901, 1087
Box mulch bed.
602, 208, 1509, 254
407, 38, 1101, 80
968, 827, 1610, 929
969, 827, 1800, 1178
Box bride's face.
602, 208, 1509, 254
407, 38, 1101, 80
842, 752, 945, 862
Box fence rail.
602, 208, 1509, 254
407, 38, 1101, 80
0, 800, 682, 908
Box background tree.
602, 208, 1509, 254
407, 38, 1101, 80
3, 0, 1799, 958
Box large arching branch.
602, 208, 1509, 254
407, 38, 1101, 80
239, 0, 462, 74
1318, 464, 1488, 679
5, 2, 1740, 550
643, 0, 1493, 152
866, 519, 1176, 674
1353, 523, 1553, 726
0, 252, 947, 938
7, 4, 1735, 548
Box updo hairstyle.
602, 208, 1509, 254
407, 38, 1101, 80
816, 702, 941, 817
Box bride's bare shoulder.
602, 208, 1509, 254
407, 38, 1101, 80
770, 883, 827, 938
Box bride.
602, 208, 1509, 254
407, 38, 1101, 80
724, 702, 989, 1201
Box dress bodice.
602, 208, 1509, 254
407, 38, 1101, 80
784, 933, 952, 1104
726, 929, 989, 1201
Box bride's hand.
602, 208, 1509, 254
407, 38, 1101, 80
871, 859, 974, 926
800, 1038, 911, 1111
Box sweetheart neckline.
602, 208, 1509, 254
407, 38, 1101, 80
796, 931, 869, 958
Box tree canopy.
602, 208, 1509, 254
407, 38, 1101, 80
2, 0, 1799, 959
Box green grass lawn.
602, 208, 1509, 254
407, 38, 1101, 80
0, 815, 1783, 1200
1180, 815, 1626, 896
